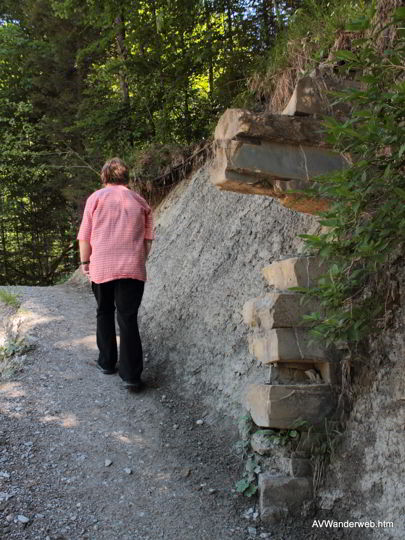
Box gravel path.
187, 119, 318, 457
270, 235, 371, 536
0, 284, 271, 540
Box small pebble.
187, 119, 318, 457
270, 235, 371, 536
248, 527, 257, 537
124, 468, 132, 475
104, 459, 113, 467
196, 419, 204, 425
208, 488, 217, 495
173, 424, 179, 430
17, 515, 30, 524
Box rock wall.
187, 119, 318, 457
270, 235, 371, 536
314, 264, 405, 538
141, 163, 404, 537
140, 164, 319, 417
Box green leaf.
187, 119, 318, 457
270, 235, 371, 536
346, 16, 370, 31
393, 7, 405, 21
393, 188, 405, 200
334, 50, 357, 62
244, 484, 258, 497
235, 479, 250, 493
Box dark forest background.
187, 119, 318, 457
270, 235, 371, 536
0, 0, 351, 284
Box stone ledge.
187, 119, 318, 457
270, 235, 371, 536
243, 292, 320, 329
259, 474, 313, 524
211, 108, 348, 214
249, 328, 327, 364
261, 256, 327, 290
244, 383, 336, 429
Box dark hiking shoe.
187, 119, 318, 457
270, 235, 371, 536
94, 362, 117, 375
124, 380, 145, 393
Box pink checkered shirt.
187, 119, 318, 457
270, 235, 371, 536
77, 185, 155, 284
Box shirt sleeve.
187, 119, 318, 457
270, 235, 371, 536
144, 207, 155, 240
77, 195, 96, 242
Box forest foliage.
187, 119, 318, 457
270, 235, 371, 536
0, 0, 304, 284
297, 4, 405, 347
0, 0, 402, 305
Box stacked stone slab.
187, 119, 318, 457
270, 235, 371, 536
281, 72, 362, 118
210, 108, 348, 214
243, 256, 340, 524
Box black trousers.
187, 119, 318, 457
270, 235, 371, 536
91, 279, 145, 383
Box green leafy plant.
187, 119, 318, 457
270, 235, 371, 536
0, 320, 35, 379
0, 337, 33, 360
234, 414, 260, 497
235, 454, 261, 498
248, 0, 371, 108
256, 427, 300, 447
234, 419, 307, 497
0, 289, 21, 308
297, 7, 405, 348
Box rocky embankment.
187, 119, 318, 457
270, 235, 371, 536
141, 164, 319, 416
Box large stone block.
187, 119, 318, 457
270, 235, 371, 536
243, 296, 260, 327
250, 328, 327, 364
214, 108, 328, 145
261, 256, 327, 290
282, 74, 362, 117
282, 76, 327, 117
244, 383, 336, 429
210, 109, 348, 214
244, 292, 320, 329
259, 474, 312, 524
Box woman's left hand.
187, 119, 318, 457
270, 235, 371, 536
81, 263, 90, 281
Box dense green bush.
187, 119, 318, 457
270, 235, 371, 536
298, 6, 405, 346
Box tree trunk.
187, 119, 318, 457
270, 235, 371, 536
205, 0, 214, 106
115, 13, 130, 107
226, 0, 234, 53
0, 215, 9, 283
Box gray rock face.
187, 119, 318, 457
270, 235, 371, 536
141, 166, 319, 417
314, 263, 405, 537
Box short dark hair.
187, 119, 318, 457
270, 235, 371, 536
101, 157, 129, 185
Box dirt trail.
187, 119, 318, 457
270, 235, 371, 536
0, 284, 267, 540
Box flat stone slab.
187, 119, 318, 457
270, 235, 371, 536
259, 474, 312, 523
243, 292, 320, 329
245, 383, 336, 429
249, 328, 327, 364
210, 108, 347, 214
214, 108, 328, 146
282, 74, 362, 117
261, 256, 327, 290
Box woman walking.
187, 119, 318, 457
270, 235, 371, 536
77, 158, 154, 392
